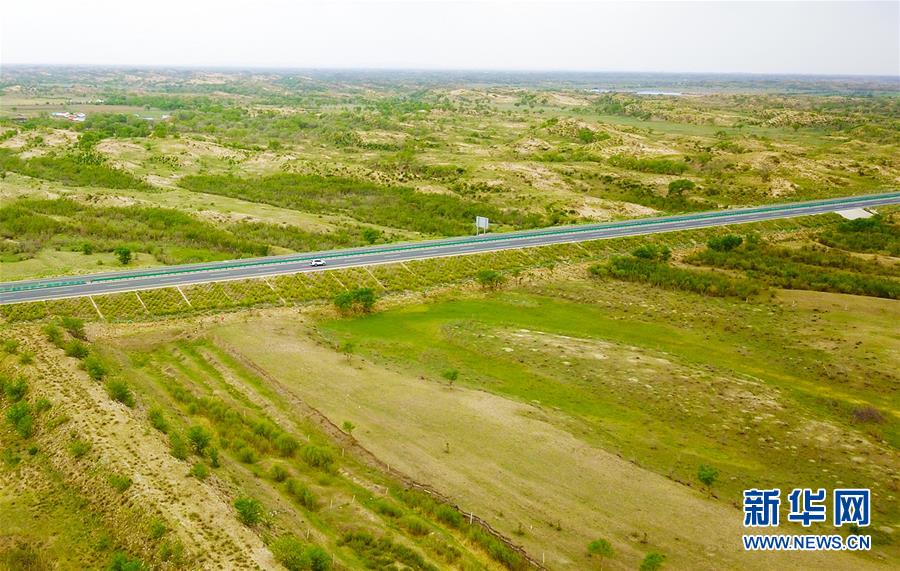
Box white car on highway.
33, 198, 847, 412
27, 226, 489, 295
309, 259, 326, 267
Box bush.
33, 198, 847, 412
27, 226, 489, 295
82, 355, 107, 380
588, 538, 614, 559
301, 445, 335, 470
187, 425, 212, 455
698, 464, 719, 490
435, 504, 462, 527
400, 515, 430, 536
148, 408, 169, 433
3, 376, 28, 402
333, 287, 377, 314
2, 339, 19, 353
107, 552, 147, 571
64, 340, 89, 359
707, 234, 743, 252
631, 244, 671, 261
270, 463, 290, 482
476, 269, 505, 290
640, 552, 666, 571
18, 351, 35, 365
105, 379, 135, 407
271, 536, 332, 571
6, 402, 34, 438
43, 324, 64, 346
667, 179, 695, 195
275, 433, 299, 457
68, 439, 91, 458
169, 432, 188, 460
108, 473, 133, 493
234, 496, 264, 526
285, 478, 318, 510
60, 316, 86, 340
189, 462, 209, 480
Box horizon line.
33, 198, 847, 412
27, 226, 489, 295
3, 62, 899, 81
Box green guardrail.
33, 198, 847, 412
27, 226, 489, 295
2, 192, 898, 295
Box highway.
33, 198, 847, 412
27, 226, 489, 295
2, 192, 898, 305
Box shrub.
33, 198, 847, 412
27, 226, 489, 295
275, 433, 299, 457
64, 340, 89, 359
270, 463, 290, 482
82, 355, 107, 380
115, 246, 133, 265
271, 535, 308, 571
187, 425, 212, 455
105, 379, 135, 407
333, 287, 377, 314
235, 445, 258, 464
588, 538, 614, 560
189, 462, 209, 480
234, 496, 263, 526
107, 552, 147, 571
108, 473, 133, 493
400, 515, 430, 536
169, 432, 188, 460
148, 408, 169, 433
18, 350, 35, 365
6, 402, 34, 438
68, 439, 91, 458
435, 504, 462, 527
285, 478, 318, 510
640, 552, 666, 571
149, 518, 167, 540
697, 464, 719, 490
707, 234, 743, 252
441, 369, 459, 383
631, 244, 671, 261
476, 269, 504, 290
2, 339, 20, 353
43, 324, 64, 346
301, 445, 334, 470
3, 376, 28, 402
208, 446, 220, 468
667, 179, 695, 195
60, 316, 86, 340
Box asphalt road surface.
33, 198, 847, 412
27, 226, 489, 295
2, 192, 898, 305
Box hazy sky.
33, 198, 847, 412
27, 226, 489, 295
3, 1, 898, 75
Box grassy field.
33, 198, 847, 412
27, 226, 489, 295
1, 68, 898, 570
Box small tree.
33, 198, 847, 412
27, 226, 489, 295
114, 247, 132, 265
361, 227, 381, 244
697, 464, 718, 494
476, 269, 504, 290
339, 341, 355, 363
442, 369, 459, 386
342, 420, 356, 435
587, 538, 614, 568
667, 179, 695, 196
640, 552, 665, 571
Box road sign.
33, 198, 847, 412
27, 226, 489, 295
475, 216, 489, 234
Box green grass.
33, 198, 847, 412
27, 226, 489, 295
321, 283, 899, 525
